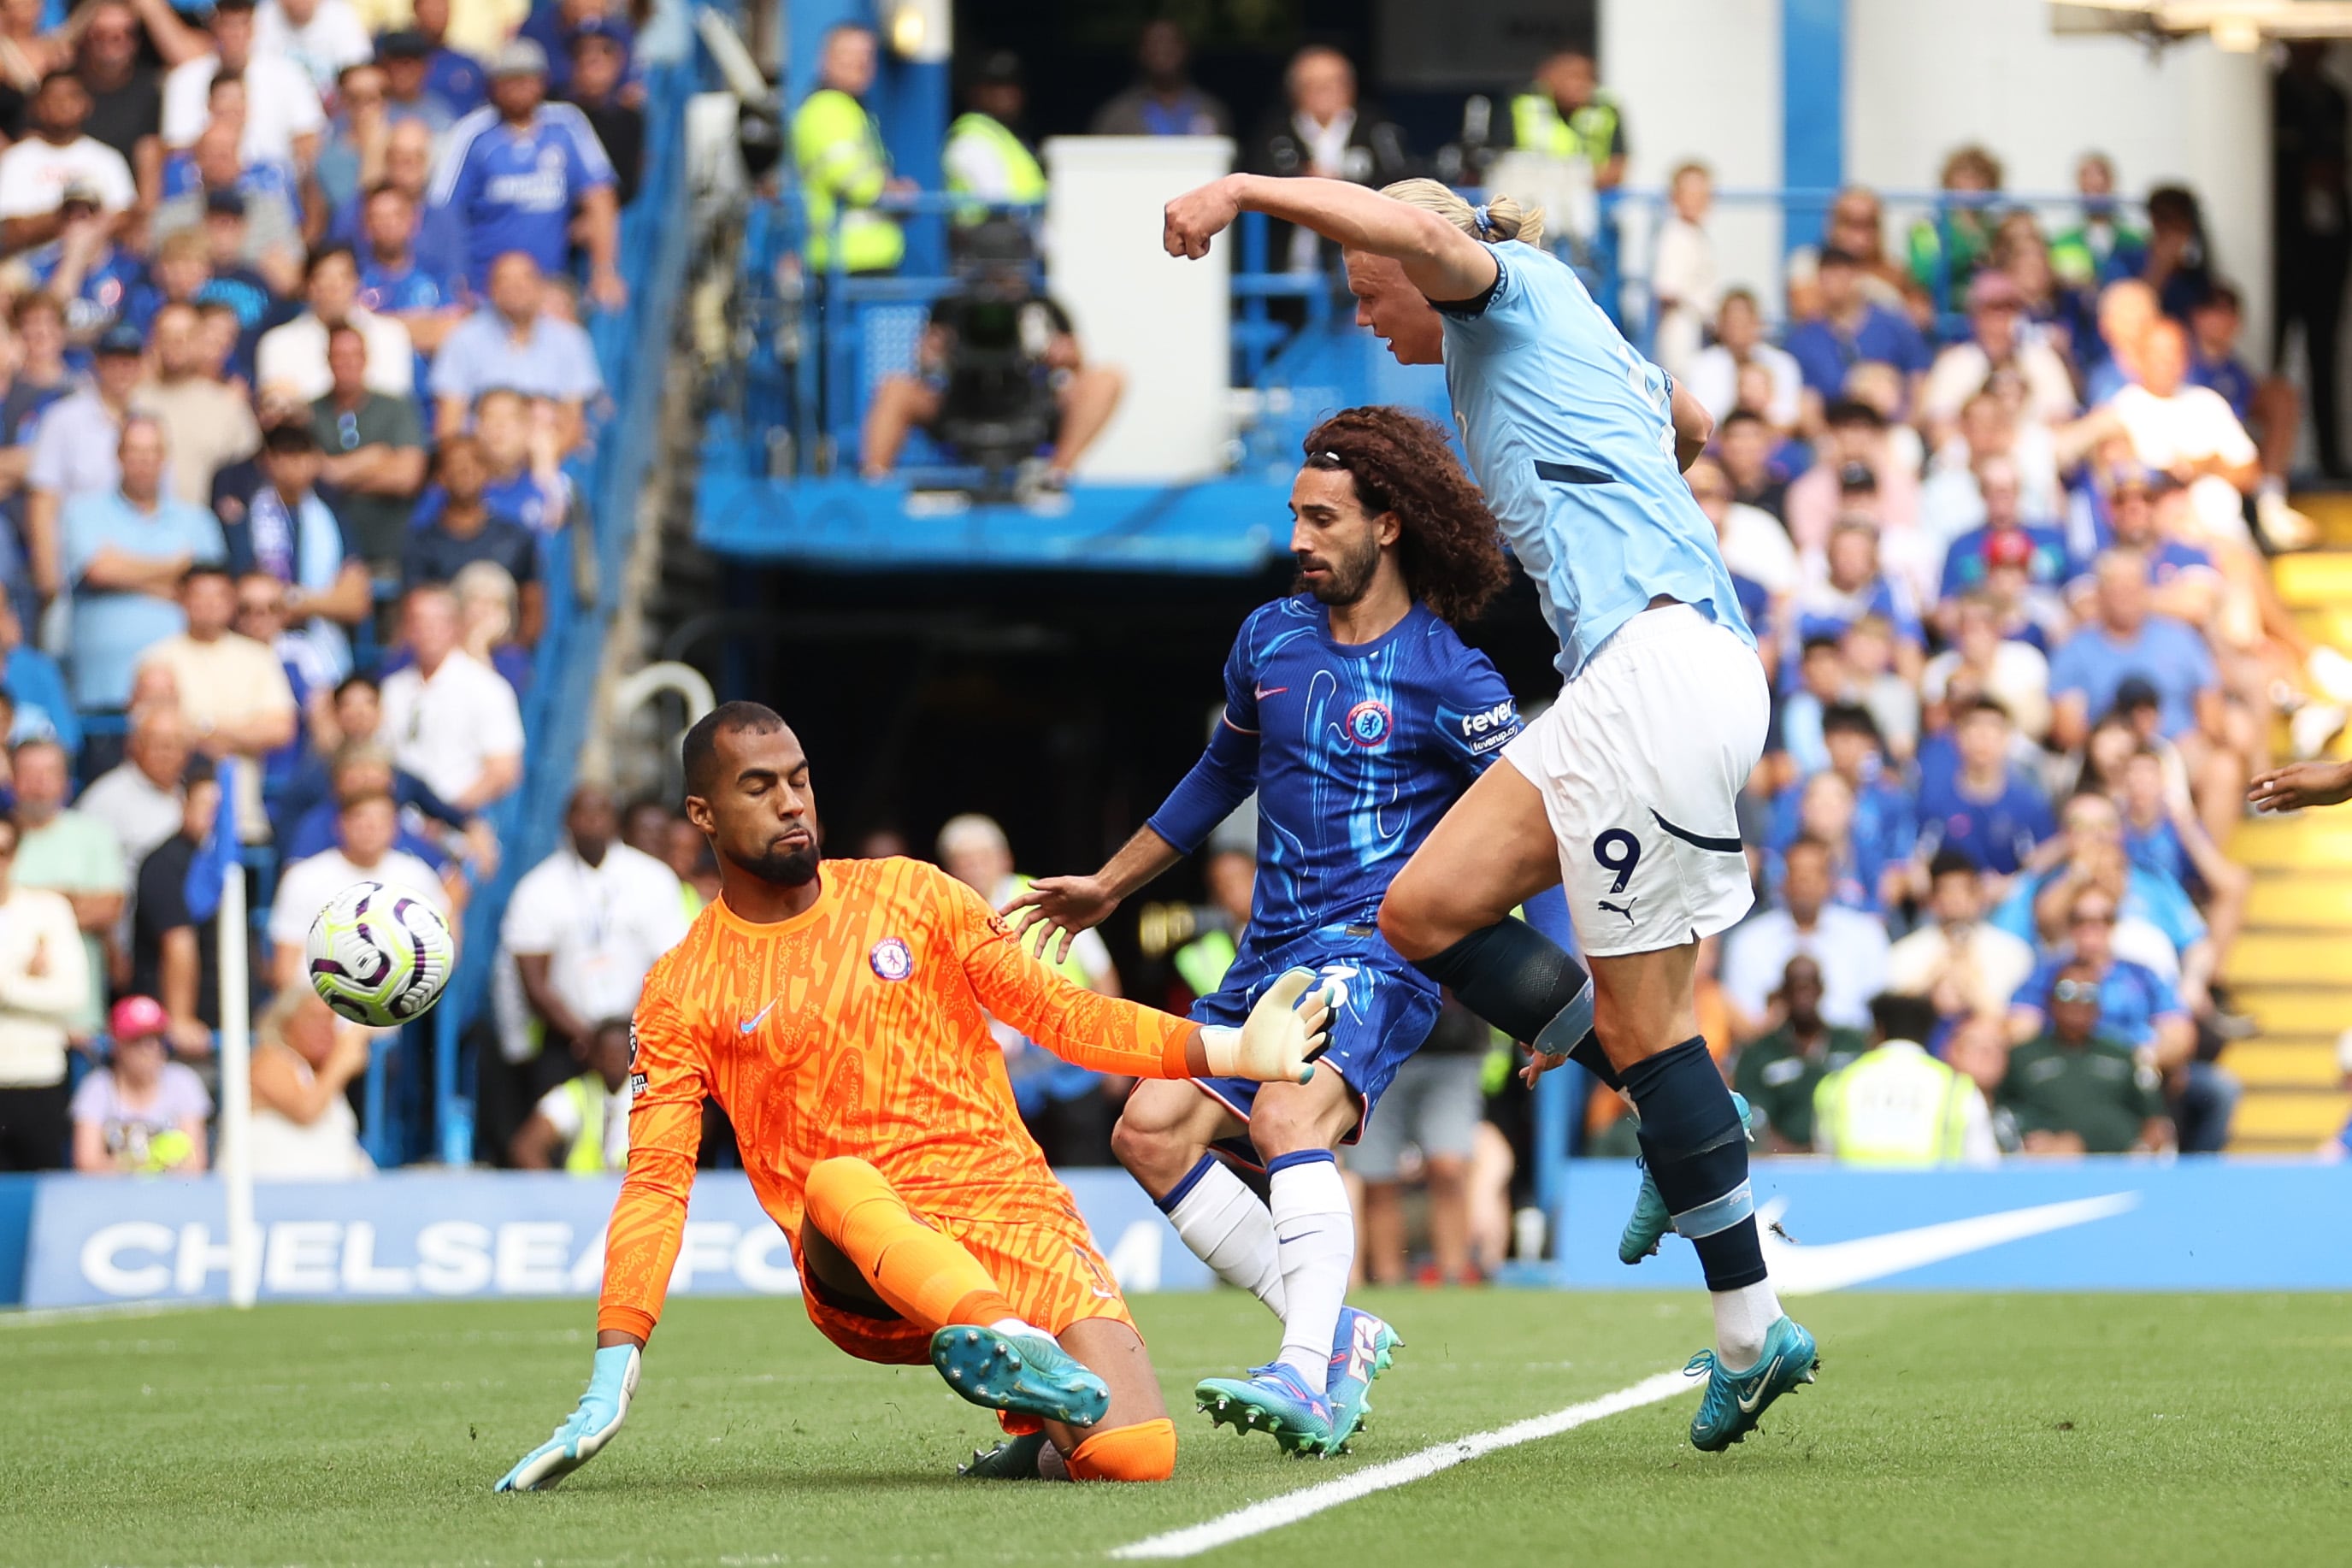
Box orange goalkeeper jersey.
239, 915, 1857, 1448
597, 856, 1197, 1342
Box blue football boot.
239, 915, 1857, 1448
1620, 1092, 1760, 1265
1320, 1306, 1403, 1456
1685, 1315, 1819, 1452
1196, 1361, 1336, 1456
928, 1324, 1111, 1429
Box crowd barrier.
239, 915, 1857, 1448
5, 1158, 2345, 1312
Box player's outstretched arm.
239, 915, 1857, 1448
2249, 759, 2352, 813
1164, 173, 1498, 301
494, 1338, 642, 1492
1001, 824, 1184, 965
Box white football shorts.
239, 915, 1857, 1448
1502, 603, 1768, 958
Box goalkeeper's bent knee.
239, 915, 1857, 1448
803, 1155, 1017, 1329
1065, 1417, 1177, 1483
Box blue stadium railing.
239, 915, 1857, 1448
387, 41, 702, 1166
733, 180, 2136, 495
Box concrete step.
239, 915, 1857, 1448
2225, 815, 2352, 869
2245, 875, 2352, 929
2225, 1088, 2349, 1146
2223, 987, 2352, 1036
2273, 550, 2352, 607
2219, 1036, 2344, 1088
2224, 935, 2352, 985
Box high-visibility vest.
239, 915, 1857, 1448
561, 1075, 622, 1175
1510, 90, 1621, 169
1172, 927, 1238, 999
791, 86, 905, 274
1812, 1041, 1975, 1166
944, 111, 1046, 223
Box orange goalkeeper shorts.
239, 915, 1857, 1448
799, 1206, 1139, 1366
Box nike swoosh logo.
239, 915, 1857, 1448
738, 1000, 778, 1035
1736, 1354, 1782, 1412
1256, 685, 1288, 699
1756, 1192, 2141, 1294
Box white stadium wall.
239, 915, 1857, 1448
1599, 0, 2272, 347
1600, 0, 1785, 326
1844, 0, 2271, 350
1043, 135, 1235, 482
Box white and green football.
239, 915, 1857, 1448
304, 881, 455, 1028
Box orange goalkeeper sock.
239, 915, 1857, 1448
804, 1156, 1021, 1331
1066, 1418, 1177, 1483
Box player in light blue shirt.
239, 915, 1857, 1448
1162, 171, 1813, 1451
426, 40, 622, 307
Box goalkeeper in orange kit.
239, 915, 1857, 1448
494, 703, 1330, 1492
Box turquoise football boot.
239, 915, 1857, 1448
1685, 1315, 1819, 1452
1619, 1092, 1760, 1264
1197, 1361, 1336, 1456
928, 1324, 1111, 1429
1320, 1306, 1403, 1455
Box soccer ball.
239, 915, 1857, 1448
304, 881, 455, 1028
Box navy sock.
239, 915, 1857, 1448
1622, 1037, 1767, 1291
1411, 917, 1616, 1089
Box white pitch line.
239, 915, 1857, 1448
1111, 1367, 1695, 1560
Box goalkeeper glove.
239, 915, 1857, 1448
1198, 967, 1331, 1085
494, 1342, 640, 1493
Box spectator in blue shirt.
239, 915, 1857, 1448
281, 741, 459, 869
2066, 465, 2222, 630
62, 416, 228, 710
1936, 452, 2071, 604
2006, 887, 2190, 1055
427, 38, 622, 308
329, 119, 468, 286
410, 0, 488, 117
401, 433, 542, 643
1785, 518, 1925, 680
22, 186, 145, 356
357, 183, 463, 388
2186, 279, 2302, 516
1992, 791, 2210, 987
1914, 696, 2054, 878
2049, 548, 2218, 746
1766, 701, 1916, 911
1774, 633, 1848, 779
2004, 877, 2237, 1153
427, 250, 604, 444
374, 30, 458, 139
1783, 245, 1931, 426
0, 594, 78, 759
2051, 548, 2253, 843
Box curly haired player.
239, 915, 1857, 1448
1008, 410, 1569, 1455
494, 704, 1331, 1491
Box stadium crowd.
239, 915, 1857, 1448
0, 0, 664, 1176
9, 20, 2333, 1214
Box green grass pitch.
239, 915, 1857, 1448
10, 1288, 2350, 1566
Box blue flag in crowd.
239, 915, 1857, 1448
183, 757, 239, 923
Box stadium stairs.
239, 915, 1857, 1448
2221, 496, 2352, 1152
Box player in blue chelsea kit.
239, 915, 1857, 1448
1162, 173, 1816, 1451
1007, 409, 1533, 1456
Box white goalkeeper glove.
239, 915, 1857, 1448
494, 1342, 640, 1493
1197, 967, 1332, 1085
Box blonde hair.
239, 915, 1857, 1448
1379, 178, 1547, 250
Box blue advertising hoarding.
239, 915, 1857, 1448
1558, 1158, 2352, 1291
17, 1170, 1211, 1311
